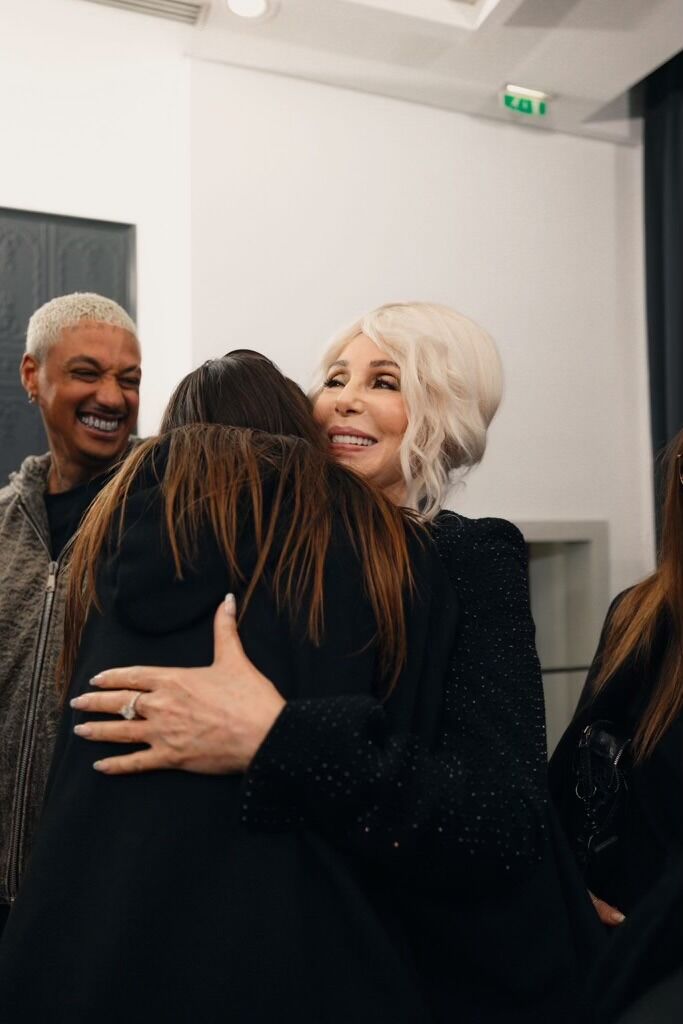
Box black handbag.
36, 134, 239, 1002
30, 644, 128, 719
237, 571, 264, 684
573, 720, 631, 873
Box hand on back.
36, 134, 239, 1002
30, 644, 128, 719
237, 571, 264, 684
71, 595, 285, 775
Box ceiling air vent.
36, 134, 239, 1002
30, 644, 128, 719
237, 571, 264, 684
80, 0, 205, 24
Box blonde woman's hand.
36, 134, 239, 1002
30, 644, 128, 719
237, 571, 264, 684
589, 890, 625, 926
70, 595, 285, 776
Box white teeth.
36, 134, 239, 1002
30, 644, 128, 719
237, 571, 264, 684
79, 414, 120, 433
331, 434, 375, 447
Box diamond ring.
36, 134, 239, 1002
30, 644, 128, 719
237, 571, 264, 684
120, 691, 143, 721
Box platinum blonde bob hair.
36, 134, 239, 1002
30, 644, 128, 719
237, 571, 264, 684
26, 292, 138, 362
314, 302, 503, 519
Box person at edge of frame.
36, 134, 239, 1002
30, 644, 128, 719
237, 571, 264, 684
0, 292, 141, 937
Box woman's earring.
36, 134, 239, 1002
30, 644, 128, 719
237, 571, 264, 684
27, 393, 35, 404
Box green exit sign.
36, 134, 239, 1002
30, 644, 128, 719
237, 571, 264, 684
503, 87, 549, 118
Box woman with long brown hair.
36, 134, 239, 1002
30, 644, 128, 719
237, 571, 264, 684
0, 350, 460, 1023
549, 428, 683, 923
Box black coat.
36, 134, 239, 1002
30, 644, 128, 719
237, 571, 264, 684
590, 857, 683, 1022
0, 460, 597, 1023
548, 595, 683, 915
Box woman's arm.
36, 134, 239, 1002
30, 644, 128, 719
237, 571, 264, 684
242, 518, 548, 885
547, 592, 632, 925
547, 591, 632, 835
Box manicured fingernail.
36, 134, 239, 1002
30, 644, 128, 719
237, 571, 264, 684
73, 724, 91, 736
93, 761, 106, 772
90, 675, 103, 686
70, 697, 83, 708
224, 593, 236, 616
612, 911, 625, 923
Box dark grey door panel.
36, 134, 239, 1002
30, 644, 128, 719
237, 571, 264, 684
0, 208, 135, 486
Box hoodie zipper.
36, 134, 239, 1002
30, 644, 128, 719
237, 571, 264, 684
5, 503, 75, 903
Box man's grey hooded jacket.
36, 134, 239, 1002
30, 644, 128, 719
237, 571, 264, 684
0, 453, 74, 906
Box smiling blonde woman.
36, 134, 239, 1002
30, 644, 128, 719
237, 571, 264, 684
312, 302, 502, 514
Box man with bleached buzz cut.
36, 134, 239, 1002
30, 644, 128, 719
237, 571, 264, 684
0, 293, 141, 935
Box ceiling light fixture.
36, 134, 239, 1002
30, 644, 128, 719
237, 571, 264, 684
225, 0, 275, 18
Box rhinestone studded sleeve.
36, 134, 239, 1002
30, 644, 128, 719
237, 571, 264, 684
242, 515, 548, 884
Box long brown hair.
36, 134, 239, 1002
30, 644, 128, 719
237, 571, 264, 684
590, 430, 683, 760
61, 352, 418, 696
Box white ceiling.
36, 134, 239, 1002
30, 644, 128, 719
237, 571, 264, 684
154, 0, 683, 143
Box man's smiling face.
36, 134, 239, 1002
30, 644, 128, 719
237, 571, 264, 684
22, 319, 141, 477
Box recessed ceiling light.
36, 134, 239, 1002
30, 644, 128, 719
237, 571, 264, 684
225, 0, 274, 18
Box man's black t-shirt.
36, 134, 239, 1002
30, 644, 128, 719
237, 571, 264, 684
43, 476, 109, 559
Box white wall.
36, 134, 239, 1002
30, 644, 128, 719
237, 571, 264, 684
0, 0, 192, 434
191, 60, 654, 601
